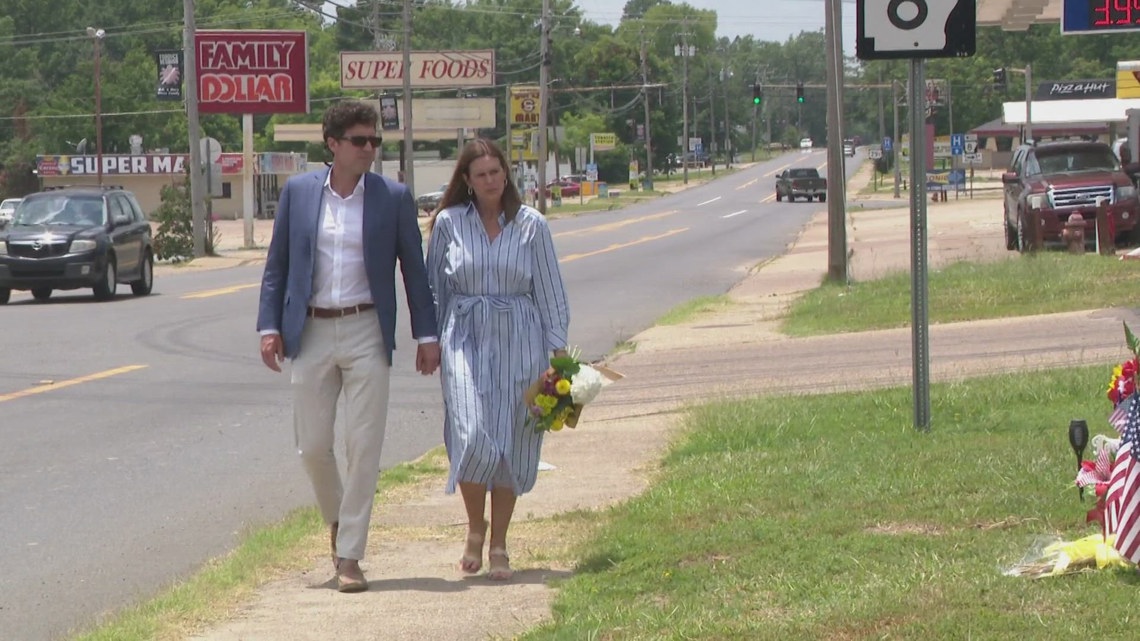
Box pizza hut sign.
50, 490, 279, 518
196, 30, 310, 114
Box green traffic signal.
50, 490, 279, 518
753, 96, 761, 105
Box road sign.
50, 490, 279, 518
950, 133, 965, 156
869, 148, 883, 159
856, 0, 976, 60
585, 163, 598, 182
964, 152, 983, 165
882, 136, 892, 152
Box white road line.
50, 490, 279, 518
722, 210, 748, 219
696, 196, 722, 206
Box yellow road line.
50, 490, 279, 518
561, 228, 689, 263
553, 210, 677, 238
766, 160, 793, 175
181, 283, 260, 299
760, 194, 776, 203
0, 365, 148, 404
736, 178, 758, 190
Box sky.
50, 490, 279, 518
570, 0, 859, 54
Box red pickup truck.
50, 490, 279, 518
1002, 141, 1139, 252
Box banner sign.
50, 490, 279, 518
257, 152, 307, 175
195, 30, 309, 114
590, 132, 617, 151
509, 86, 541, 126
36, 154, 244, 177
379, 95, 400, 130
340, 50, 496, 89
155, 50, 183, 101
1117, 61, 1140, 99
1036, 79, 1115, 101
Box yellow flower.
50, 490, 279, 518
555, 379, 572, 395
550, 419, 564, 431
536, 394, 558, 410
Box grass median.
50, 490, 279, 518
783, 252, 1140, 336
520, 365, 1136, 640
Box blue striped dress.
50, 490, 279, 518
427, 203, 570, 495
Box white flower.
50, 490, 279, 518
570, 364, 606, 406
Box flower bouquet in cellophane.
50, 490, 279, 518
524, 348, 622, 433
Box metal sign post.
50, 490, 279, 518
908, 59, 930, 431
857, 0, 975, 432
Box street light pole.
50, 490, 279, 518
87, 27, 105, 187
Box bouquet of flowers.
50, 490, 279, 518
523, 348, 620, 433
1106, 322, 1138, 408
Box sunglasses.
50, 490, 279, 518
339, 135, 382, 148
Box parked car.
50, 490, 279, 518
416, 183, 448, 215
1002, 141, 1139, 252
544, 178, 581, 198
0, 185, 154, 304
0, 198, 20, 229
775, 167, 827, 202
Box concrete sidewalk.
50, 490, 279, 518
185, 160, 1137, 641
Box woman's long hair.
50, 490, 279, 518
429, 138, 523, 233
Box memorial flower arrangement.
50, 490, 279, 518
1005, 323, 1140, 579
524, 348, 616, 433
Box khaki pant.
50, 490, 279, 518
291, 311, 391, 561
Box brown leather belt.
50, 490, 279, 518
307, 303, 375, 319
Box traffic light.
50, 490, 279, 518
796, 81, 805, 104
992, 67, 1006, 90
752, 84, 762, 106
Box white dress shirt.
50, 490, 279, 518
311, 172, 371, 309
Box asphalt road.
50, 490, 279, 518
0, 149, 853, 640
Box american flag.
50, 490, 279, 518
1110, 395, 1135, 434
1108, 394, 1140, 561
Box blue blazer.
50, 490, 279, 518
256, 168, 437, 364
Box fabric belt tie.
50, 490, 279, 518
307, 303, 375, 318
449, 295, 522, 395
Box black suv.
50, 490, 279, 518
0, 186, 154, 303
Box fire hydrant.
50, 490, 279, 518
1062, 212, 1085, 254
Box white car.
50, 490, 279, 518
799, 138, 813, 150
0, 198, 20, 228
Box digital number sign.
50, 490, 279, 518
1063, 0, 1140, 34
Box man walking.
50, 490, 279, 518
257, 100, 440, 592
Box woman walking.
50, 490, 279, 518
426, 139, 570, 580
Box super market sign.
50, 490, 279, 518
36, 154, 243, 176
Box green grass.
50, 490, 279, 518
520, 366, 1140, 640
70, 449, 448, 641
655, 294, 735, 326
783, 253, 1140, 336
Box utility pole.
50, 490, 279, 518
893, 78, 901, 199
751, 69, 759, 162
824, 0, 847, 283
1024, 63, 1033, 144
371, 0, 384, 175
400, 0, 414, 194
877, 66, 886, 142
536, 0, 551, 213
723, 69, 731, 168
183, 0, 207, 257
708, 79, 716, 176
676, 30, 691, 185
640, 35, 654, 190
